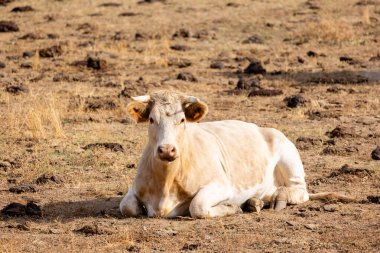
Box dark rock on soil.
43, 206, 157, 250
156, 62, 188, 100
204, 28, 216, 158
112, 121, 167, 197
177, 72, 198, 82
23, 50, 35, 58
339, 55, 359, 65
369, 54, 380, 62
36, 173, 63, 184
326, 126, 356, 138
210, 61, 224, 69
182, 243, 200, 251
0, 0, 14, 6
0, 21, 19, 32
307, 50, 317, 57
20, 62, 33, 68
83, 143, 124, 152
172, 28, 191, 39
39, 45, 63, 58
235, 77, 261, 90
98, 2, 121, 7
248, 88, 283, 97
170, 44, 191, 51
244, 58, 266, 75
118, 12, 138, 17
5, 84, 29, 94
371, 146, 380, 160
19, 33, 43, 40
74, 224, 112, 235
242, 35, 264, 44
367, 196, 380, 204
168, 58, 191, 68
84, 96, 117, 111
328, 164, 373, 178
11, 6, 34, 12
1, 202, 42, 217
0, 61, 5, 68
86, 56, 107, 70
284, 95, 307, 108
9, 184, 36, 194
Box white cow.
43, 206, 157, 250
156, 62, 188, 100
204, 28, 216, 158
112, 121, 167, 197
120, 91, 351, 218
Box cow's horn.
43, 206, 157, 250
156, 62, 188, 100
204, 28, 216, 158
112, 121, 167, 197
186, 96, 199, 103
131, 95, 151, 103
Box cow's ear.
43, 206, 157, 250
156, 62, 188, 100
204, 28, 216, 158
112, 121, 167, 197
183, 101, 208, 122
127, 101, 151, 123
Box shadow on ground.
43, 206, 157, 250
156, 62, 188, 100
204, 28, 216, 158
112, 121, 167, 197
42, 197, 123, 221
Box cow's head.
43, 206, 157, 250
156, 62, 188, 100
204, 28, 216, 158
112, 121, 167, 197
127, 91, 208, 162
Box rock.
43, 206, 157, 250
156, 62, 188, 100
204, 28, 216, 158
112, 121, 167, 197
39, 45, 63, 58
53, 73, 71, 82
86, 56, 107, 70
5, 84, 29, 94
242, 35, 264, 44
177, 72, 198, 82
304, 224, 318, 230
170, 44, 191, 51
0, 0, 14, 6
248, 88, 283, 97
19, 33, 44, 40
168, 58, 191, 68
1, 202, 42, 217
210, 61, 224, 69
84, 96, 117, 111
371, 146, 380, 160
367, 196, 380, 204
20, 62, 33, 68
25, 202, 42, 217
181, 243, 200, 251
126, 163, 136, 168
307, 50, 317, 57
0, 161, 12, 171
297, 56, 305, 64
284, 95, 307, 108
118, 12, 138, 17
23, 51, 35, 58
323, 204, 339, 212
172, 28, 191, 38
98, 2, 121, 7
328, 164, 372, 178
11, 6, 34, 12
339, 55, 359, 65
83, 143, 124, 152
9, 184, 37, 194
74, 224, 112, 235
0, 21, 19, 32
326, 126, 356, 138
36, 173, 64, 184
0, 61, 5, 68
134, 32, 151, 41
244, 58, 266, 75
296, 137, 322, 150
235, 77, 261, 90
6, 222, 30, 231
1, 203, 26, 216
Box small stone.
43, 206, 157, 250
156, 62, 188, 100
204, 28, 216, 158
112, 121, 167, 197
86, 56, 107, 70
0, 61, 5, 68
210, 61, 224, 69
1, 203, 26, 216
36, 173, 63, 184
25, 202, 42, 217
248, 88, 283, 97
5, 84, 29, 94
172, 28, 190, 38
371, 146, 380, 160
0, 21, 19, 32
20, 62, 33, 68
367, 195, 380, 204
242, 35, 264, 44
304, 224, 318, 230
170, 44, 191, 51
323, 204, 339, 212
9, 184, 37, 194
244, 58, 266, 75
83, 143, 124, 152
39, 45, 63, 58
168, 58, 191, 68
284, 95, 307, 108
11, 6, 34, 12
177, 72, 197, 82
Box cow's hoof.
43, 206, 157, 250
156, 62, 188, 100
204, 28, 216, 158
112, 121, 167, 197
270, 187, 288, 211
243, 198, 264, 213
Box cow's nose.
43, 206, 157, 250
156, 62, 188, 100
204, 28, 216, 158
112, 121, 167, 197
157, 145, 177, 161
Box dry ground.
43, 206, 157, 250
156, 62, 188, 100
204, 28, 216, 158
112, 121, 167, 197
0, 0, 380, 252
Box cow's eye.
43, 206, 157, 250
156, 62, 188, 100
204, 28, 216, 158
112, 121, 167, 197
180, 118, 185, 124
149, 118, 154, 124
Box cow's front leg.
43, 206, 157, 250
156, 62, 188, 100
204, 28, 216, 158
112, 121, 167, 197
120, 189, 144, 217
189, 183, 241, 218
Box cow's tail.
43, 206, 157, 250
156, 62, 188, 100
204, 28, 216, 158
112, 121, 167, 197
308, 192, 356, 203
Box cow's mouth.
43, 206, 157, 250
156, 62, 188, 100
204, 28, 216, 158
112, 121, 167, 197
159, 156, 177, 162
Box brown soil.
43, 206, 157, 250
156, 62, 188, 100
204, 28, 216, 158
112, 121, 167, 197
0, 0, 379, 252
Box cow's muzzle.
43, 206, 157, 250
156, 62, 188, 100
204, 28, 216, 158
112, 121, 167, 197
157, 144, 177, 162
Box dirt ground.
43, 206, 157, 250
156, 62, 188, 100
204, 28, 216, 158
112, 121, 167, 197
0, 0, 379, 252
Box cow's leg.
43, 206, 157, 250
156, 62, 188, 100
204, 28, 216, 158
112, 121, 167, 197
189, 183, 241, 218
120, 189, 144, 217
272, 139, 309, 211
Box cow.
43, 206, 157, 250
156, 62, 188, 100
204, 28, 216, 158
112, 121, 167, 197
120, 91, 352, 218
